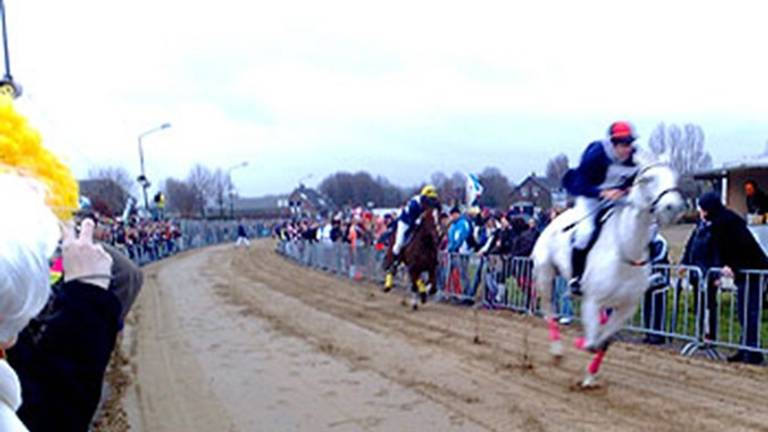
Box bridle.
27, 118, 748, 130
618, 162, 683, 266
632, 162, 684, 215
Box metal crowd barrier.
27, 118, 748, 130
682, 267, 768, 359
114, 220, 272, 266
278, 240, 768, 362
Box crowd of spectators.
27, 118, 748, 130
274, 205, 548, 258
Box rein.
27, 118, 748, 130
618, 162, 681, 266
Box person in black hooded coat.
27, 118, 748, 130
698, 192, 768, 364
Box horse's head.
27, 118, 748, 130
629, 157, 686, 226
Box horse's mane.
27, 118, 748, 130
633, 147, 660, 168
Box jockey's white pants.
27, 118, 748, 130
573, 196, 600, 250
235, 236, 250, 247
392, 220, 409, 255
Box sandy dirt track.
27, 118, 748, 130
117, 239, 768, 431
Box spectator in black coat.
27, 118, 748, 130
680, 217, 721, 341
698, 192, 768, 365
509, 217, 539, 257
8, 221, 144, 431
643, 232, 669, 345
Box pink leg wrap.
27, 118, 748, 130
587, 350, 606, 375
548, 318, 561, 341
599, 309, 610, 325
574, 336, 586, 350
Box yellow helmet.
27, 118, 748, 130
420, 184, 439, 199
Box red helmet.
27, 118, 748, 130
608, 121, 636, 143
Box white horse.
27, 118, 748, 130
532, 157, 686, 387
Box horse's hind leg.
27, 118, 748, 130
427, 265, 437, 296
535, 262, 563, 359
415, 271, 429, 304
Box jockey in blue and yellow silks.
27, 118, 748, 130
384, 185, 440, 290
391, 185, 441, 257
561, 121, 640, 295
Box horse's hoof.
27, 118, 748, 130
579, 373, 600, 389
550, 340, 564, 358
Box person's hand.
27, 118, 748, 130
62, 219, 113, 289
600, 188, 625, 201
721, 266, 734, 278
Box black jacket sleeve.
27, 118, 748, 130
715, 211, 768, 270
9, 281, 122, 432
103, 243, 144, 325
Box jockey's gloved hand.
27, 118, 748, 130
599, 188, 625, 201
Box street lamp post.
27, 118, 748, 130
0, 0, 22, 98
227, 161, 248, 219
137, 123, 171, 211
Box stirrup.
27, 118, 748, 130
568, 278, 583, 297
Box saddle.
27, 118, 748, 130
567, 204, 614, 252
566, 204, 615, 295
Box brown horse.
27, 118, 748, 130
383, 209, 440, 309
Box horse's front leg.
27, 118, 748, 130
578, 301, 636, 388
592, 300, 637, 351
535, 262, 563, 359
579, 297, 601, 351
384, 250, 397, 292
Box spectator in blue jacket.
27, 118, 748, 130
447, 207, 473, 253
561, 121, 640, 294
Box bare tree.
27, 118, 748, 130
478, 167, 513, 209
88, 166, 135, 195
429, 171, 464, 207
317, 171, 407, 207
545, 154, 569, 184
648, 123, 712, 175
186, 164, 215, 217
163, 178, 198, 217
211, 168, 234, 217
649, 123, 713, 199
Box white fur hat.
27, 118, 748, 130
0, 173, 59, 342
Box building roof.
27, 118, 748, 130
291, 185, 334, 210
513, 173, 562, 192
694, 155, 768, 180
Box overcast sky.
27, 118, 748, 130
9, 0, 768, 197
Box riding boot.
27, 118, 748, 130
569, 247, 588, 296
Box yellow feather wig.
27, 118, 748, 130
0, 95, 78, 220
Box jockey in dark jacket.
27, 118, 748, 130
384, 185, 440, 290
562, 121, 640, 294
391, 185, 440, 257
